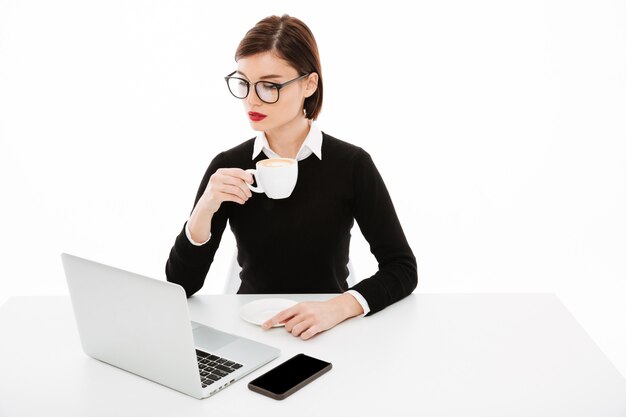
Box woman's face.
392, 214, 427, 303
235, 51, 317, 131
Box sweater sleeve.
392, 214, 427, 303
165, 152, 231, 297
348, 149, 418, 316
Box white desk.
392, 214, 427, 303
0, 293, 625, 416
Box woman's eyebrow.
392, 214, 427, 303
236, 70, 283, 80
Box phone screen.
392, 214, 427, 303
248, 353, 331, 398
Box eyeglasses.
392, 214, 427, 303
224, 71, 310, 104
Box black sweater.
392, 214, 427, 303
165, 132, 417, 316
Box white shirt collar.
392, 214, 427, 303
252, 121, 323, 161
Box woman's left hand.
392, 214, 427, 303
261, 293, 364, 340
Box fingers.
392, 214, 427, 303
285, 318, 319, 340
200, 167, 255, 218
217, 184, 250, 202
218, 192, 245, 205
221, 178, 253, 200
215, 169, 253, 200
300, 326, 319, 340
261, 304, 320, 340
291, 320, 315, 338
262, 306, 298, 329
218, 168, 254, 185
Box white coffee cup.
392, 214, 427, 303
245, 158, 298, 199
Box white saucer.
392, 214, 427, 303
239, 298, 298, 327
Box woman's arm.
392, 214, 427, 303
262, 148, 417, 340
261, 292, 364, 340
348, 148, 418, 315
165, 152, 232, 297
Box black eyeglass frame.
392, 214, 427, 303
224, 71, 311, 104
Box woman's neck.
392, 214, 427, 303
264, 117, 311, 159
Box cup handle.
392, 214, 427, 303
245, 169, 263, 193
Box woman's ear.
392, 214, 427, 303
304, 72, 319, 98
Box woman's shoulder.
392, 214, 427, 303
221, 137, 256, 158
207, 137, 256, 166
321, 131, 370, 162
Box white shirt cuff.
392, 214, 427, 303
346, 290, 371, 317
185, 220, 211, 246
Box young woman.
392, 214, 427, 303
166, 14, 417, 340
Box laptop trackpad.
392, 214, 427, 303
192, 325, 238, 353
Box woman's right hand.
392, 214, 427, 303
199, 168, 254, 214
187, 168, 254, 244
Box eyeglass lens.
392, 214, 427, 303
227, 78, 279, 103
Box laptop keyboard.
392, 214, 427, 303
196, 349, 243, 389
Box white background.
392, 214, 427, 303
1, 0, 624, 378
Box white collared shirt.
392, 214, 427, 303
251, 120, 323, 162
185, 121, 370, 316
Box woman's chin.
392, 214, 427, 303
248, 122, 265, 131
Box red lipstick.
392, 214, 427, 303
248, 111, 267, 122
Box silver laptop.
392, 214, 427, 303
61, 253, 280, 399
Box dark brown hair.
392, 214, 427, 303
235, 14, 323, 120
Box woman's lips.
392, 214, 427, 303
248, 112, 267, 122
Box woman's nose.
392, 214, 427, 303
246, 86, 263, 106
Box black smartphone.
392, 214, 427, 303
248, 353, 332, 400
